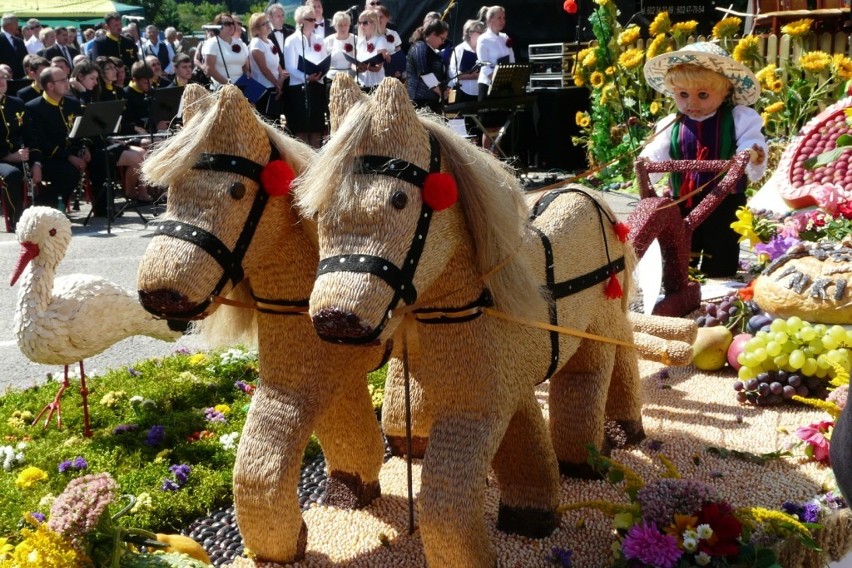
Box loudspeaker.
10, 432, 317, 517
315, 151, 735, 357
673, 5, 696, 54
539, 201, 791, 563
534, 87, 590, 172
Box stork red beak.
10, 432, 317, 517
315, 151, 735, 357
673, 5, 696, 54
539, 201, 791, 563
10, 242, 40, 286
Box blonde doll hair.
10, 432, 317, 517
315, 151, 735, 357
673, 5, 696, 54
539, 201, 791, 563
664, 63, 732, 98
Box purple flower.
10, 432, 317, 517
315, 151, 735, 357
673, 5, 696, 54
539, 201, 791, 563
58, 460, 73, 473
647, 439, 664, 452
30, 512, 45, 523
204, 407, 226, 423
621, 521, 682, 568
823, 491, 847, 510
637, 479, 719, 528
175, 347, 192, 355
162, 478, 180, 491
145, 425, 165, 446
169, 464, 191, 486
113, 423, 140, 435
546, 546, 573, 567
801, 502, 821, 523
72, 456, 88, 470
754, 235, 799, 261
128, 367, 141, 377
658, 368, 670, 380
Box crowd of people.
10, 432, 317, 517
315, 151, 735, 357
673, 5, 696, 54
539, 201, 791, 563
0, 3, 515, 233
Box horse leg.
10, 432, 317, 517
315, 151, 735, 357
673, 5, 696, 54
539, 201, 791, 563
491, 393, 560, 538
312, 368, 385, 509
233, 383, 316, 564
605, 315, 645, 446
420, 411, 505, 568
550, 333, 617, 478
382, 355, 431, 458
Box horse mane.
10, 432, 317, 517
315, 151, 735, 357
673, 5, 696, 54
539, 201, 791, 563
296, 102, 546, 318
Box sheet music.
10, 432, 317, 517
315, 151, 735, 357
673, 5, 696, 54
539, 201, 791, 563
421, 73, 439, 89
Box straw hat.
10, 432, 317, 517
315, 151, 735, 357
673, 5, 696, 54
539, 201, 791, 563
644, 41, 760, 106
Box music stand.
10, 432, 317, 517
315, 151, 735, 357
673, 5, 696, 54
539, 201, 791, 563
483, 64, 531, 163
148, 86, 184, 133
72, 100, 126, 234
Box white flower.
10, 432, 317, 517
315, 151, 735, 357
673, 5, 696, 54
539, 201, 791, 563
15, 442, 27, 451
623, 96, 636, 108
38, 493, 56, 509
696, 523, 713, 540
129, 395, 145, 405
695, 551, 712, 566
683, 529, 697, 541
682, 536, 698, 552
220, 432, 240, 450
1, 445, 25, 471
131, 492, 153, 513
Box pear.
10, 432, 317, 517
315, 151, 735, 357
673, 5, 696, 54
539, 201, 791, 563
692, 326, 734, 371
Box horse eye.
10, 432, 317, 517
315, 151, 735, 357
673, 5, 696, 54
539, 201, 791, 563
229, 182, 246, 200
390, 191, 408, 210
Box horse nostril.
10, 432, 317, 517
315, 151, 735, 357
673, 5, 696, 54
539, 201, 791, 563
138, 289, 197, 317
312, 308, 374, 340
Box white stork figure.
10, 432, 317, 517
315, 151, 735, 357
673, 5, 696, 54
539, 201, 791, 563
9, 207, 181, 437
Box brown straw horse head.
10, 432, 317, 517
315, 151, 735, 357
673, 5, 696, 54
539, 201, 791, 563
328, 73, 368, 133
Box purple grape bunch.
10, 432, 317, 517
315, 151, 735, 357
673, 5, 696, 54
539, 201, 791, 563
733, 370, 829, 406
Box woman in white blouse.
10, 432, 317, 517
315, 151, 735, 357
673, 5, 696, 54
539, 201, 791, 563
354, 10, 387, 90
202, 13, 249, 87
475, 5, 514, 100
284, 5, 328, 147
450, 19, 485, 103
248, 12, 287, 118
324, 11, 356, 81
375, 5, 403, 80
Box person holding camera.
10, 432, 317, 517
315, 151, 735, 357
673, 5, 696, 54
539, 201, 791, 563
202, 13, 249, 88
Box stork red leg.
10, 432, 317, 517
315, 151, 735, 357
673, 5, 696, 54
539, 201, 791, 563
32, 365, 71, 430
79, 361, 92, 438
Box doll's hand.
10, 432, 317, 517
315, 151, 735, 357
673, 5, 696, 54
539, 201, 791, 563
750, 144, 766, 166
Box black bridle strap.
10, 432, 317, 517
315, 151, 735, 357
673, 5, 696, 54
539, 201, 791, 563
317, 254, 417, 305
552, 256, 626, 299
192, 152, 265, 182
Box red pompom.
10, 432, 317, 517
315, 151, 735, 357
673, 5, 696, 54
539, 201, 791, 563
260, 159, 295, 197
422, 172, 458, 211
231, 44, 241, 53
344, 43, 353, 52
563, 0, 578, 14
614, 221, 629, 242
604, 271, 623, 299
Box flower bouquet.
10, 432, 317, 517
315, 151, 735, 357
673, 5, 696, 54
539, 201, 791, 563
562, 447, 820, 567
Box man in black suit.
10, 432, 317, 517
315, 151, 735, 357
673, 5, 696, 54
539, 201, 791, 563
0, 67, 37, 231
305, 0, 333, 39
91, 12, 139, 81
266, 3, 293, 71
42, 27, 79, 69
25, 66, 87, 209
0, 14, 28, 79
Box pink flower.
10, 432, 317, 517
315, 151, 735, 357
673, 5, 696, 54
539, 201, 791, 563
796, 420, 834, 464
622, 521, 682, 568
48, 473, 117, 550
813, 183, 852, 216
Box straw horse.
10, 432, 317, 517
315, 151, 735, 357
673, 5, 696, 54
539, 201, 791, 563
135, 85, 390, 566
296, 78, 643, 568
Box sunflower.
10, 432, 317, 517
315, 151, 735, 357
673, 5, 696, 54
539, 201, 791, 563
593, 0, 609, 5
582, 51, 598, 69
832, 54, 852, 81
605, 66, 616, 76
573, 72, 585, 87
764, 101, 784, 114
649, 101, 661, 115
649, 11, 671, 36
799, 50, 831, 73
575, 111, 591, 128
590, 71, 606, 88
646, 34, 672, 59
712, 16, 742, 39
781, 18, 813, 38
670, 21, 698, 37
732, 35, 760, 65
618, 48, 644, 70
770, 79, 784, 93
618, 25, 641, 47
755, 63, 777, 88
576, 47, 594, 66
761, 112, 771, 126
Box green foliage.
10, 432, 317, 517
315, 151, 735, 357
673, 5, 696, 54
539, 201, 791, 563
0, 347, 390, 541
176, 2, 228, 34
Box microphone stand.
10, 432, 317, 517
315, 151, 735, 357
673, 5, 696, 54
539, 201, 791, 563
300, 25, 312, 146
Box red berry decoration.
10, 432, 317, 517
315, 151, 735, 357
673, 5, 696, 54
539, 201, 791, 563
314, 43, 321, 52
344, 43, 353, 52
367, 42, 375, 52
232, 44, 241, 53
563, 0, 578, 14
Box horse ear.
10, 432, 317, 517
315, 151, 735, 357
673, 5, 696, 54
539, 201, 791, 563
371, 77, 420, 137
209, 85, 270, 164
329, 73, 367, 133
180, 83, 213, 125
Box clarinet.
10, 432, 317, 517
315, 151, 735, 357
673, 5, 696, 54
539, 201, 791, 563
20, 147, 35, 206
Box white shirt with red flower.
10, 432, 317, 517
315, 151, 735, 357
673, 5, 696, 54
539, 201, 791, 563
202, 35, 249, 86
476, 29, 515, 86
284, 30, 329, 85
325, 33, 357, 80
356, 34, 388, 88
249, 37, 281, 88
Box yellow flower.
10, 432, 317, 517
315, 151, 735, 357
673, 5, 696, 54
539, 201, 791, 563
605, 66, 616, 76
593, 0, 609, 5
618, 48, 644, 70
7, 519, 85, 568
649, 11, 671, 36
671, 21, 698, 36
617, 25, 640, 47
130, 492, 153, 514
712, 16, 742, 39
590, 71, 606, 88
737, 507, 813, 539
15, 466, 48, 490
214, 403, 231, 415
154, 449, 171, 463
657, 453, 681, 478
646, 34, 672, 59
7, 410, 33, 429
800, 51, 831, 73
573, 73, 585, 87
732, 35, 760, 64
582, 51, 598, 69
575, 111, 591, 128
730, 206, 760, 247
761, 112, 771, 126
664, 513, 698, 545
781, 18, 813, 38
832, 54, 852, 81
650, 100, 661, 115
755, 63, 777, 88
0, 537, 13, 559
99, 390, 127, 408
576, 47, 594, 67
792, 395, 842, 418
770, 79, 784, 93
188, 353, 209, 366
764, 101, 784, 114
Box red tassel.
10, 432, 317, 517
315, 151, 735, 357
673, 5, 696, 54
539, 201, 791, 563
614, 222, 629, 242
604, 271, 623, 299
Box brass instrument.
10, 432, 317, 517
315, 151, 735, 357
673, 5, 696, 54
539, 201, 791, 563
21, 153, 35, 206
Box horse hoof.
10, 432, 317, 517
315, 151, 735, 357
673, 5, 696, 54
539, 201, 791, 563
386, 435, 428, 459
321, 471, 381, 509
604, 419, 646, 448
615, 419, 645, 445
496, 503, 559, 538
247, 521, 307, 567
558, 460, 601, 480
652, 281, 701, 317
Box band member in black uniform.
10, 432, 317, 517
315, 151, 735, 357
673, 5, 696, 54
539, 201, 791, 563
16, 55, 50, 103
25, 66, 87, 210
122, 61, 167, 135
0, 68, 36, 231
91, 12, 139, 83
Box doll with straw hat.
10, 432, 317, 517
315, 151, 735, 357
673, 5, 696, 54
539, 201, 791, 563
640, 41, 768, 278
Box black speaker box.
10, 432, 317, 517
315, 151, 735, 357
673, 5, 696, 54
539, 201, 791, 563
534, 88, 590, 172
